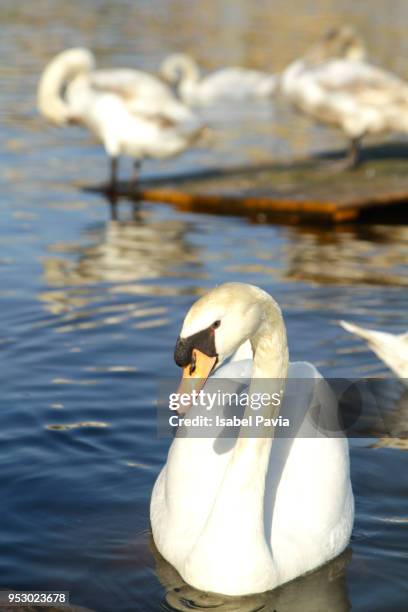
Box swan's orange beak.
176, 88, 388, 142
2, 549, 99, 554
176, 349, 217, 414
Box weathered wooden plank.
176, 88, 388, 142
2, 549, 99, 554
132, 188, 360, 222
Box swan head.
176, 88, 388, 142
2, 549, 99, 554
174, 282, 279, 386
160, 53, 200, 85
38, 47, 95, 125
306, 25, 366, 64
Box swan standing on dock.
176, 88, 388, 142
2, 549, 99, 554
160, 53, 277, 106
38, 48, 202, 189
151, 283, 354, 596
281, 26, 408, 168
340, 320, 408, 381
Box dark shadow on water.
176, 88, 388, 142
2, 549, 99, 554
321, 141, 408, 164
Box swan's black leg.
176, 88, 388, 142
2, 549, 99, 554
131, 161, 142, 219
107, 191, 118, 221
133, 160, 142, 189
346, 137, 362, 170
109, 156, 118, 192
132, 202, 142, 220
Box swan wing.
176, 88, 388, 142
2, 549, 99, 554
309, 60, 408, 107
268, 361, 353, 584
88, 68, 194, 122
89, 68, 169, 100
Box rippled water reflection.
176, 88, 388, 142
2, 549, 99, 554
159, 549, 353, 611
1, 1, 407, 611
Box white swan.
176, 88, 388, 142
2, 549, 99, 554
160, 53, 277, 106
281, 25, 408, 168
340, 320, 408, 381
38, 48, 202, 188
151, 282, 354, 596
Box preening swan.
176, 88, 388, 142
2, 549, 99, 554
38, 48, 202, 188
340, 320, 408, 381
160, 53, 277, 106
151, 283, 354, 596
281, 25, 408, 168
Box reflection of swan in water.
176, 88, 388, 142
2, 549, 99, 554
227, 224, 408, 287
281, 225, 408, 287
39, 210, 199, 316
151, 536, 351, 611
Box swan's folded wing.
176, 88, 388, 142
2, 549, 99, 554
286, 362, 342, 438
311, 60, 408, 107
90, 69, 196, 123
89, 69, 167, 99
230, 340, 253, 362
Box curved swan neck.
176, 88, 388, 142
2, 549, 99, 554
234, 298, 289, 454
251, 299, 289, 380
165, 54, 200, 86
179, 55, 200, 84
38, 48, 94, 124
304, 28, 366, 66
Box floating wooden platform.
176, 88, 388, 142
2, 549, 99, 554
89, 144, 408, 224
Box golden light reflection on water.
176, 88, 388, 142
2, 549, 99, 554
52, 378, 98, 385
84, 365, 138, 373
4, 0, 408, 76
46, 421, 110, 431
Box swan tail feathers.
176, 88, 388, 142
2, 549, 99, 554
340, 319, 400, 346
339, 320, 377, 342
